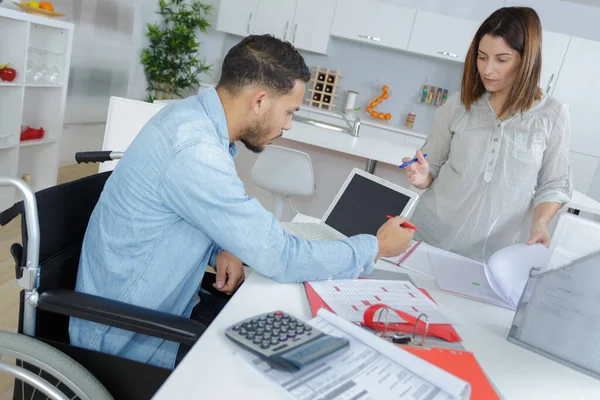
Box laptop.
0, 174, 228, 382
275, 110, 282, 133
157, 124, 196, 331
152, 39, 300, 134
282, 168, 419, 240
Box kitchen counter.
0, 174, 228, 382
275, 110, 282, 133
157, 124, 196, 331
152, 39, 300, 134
283, 108, 600, 216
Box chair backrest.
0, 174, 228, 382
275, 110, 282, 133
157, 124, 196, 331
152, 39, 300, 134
0, 172, 112, 342
99, 97, 165, 173
250, 145, 315, 197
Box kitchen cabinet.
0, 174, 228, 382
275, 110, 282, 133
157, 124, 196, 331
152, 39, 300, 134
215, 0, 259, 37
290, 0, 336, 54
252, 0, 296, 41
407, 11, 479, 63
330, 0, 416, 52
216, 0, 335, 55
540, 30, 570, 94
552, 36, 600, 159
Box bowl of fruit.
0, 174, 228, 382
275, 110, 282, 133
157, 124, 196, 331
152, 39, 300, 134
13, 1, 65, 17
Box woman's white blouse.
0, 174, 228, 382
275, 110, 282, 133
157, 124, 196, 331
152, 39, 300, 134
412, 92, 573, 261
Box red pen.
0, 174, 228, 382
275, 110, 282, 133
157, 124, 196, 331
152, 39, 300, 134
386, 215, 417, 230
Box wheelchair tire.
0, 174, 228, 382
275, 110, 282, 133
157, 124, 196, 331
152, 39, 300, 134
0, 331, 113, 400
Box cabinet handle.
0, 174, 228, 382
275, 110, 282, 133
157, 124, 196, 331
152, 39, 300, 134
283, 21, 289, 40
545, 73, 555, 93
358, 34, 380, 42
247, 13, 253, 34
292, 24, 298, 43
437, 51, 458, 58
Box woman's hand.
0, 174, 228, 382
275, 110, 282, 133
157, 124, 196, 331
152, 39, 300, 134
527, 220, 551, 248
402, 150, 432, 189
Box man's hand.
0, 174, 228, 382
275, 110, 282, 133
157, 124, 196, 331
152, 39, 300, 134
213, 250, 245, 295
375, 216, 415, 260
527, 220, 551, 248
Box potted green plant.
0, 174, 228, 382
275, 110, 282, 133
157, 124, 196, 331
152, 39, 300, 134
141, 0, 213, 102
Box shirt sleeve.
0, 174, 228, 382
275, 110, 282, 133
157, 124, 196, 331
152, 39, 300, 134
158, 143, 379, 283
533, 103, 573, 208
421, 92, 460, 179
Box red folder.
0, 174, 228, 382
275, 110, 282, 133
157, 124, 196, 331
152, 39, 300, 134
402, 346, 501, 400
304, 282, 462, 342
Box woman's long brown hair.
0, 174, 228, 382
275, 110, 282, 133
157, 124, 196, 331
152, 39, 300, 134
461, 7, 543, 119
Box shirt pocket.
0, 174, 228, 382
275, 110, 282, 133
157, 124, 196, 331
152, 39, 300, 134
510, 131, 546, 164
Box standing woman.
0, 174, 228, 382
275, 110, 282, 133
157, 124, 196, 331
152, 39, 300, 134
403, 7, 572, 261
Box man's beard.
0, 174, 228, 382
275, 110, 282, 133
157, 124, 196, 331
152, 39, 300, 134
240, 117, 268, 154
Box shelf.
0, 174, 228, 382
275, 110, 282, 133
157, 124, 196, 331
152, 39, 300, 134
25, 83, 64, 88
0, 82, 23, 87
19, 137, 58, 147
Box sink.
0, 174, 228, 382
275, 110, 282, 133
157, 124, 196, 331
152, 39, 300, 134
292, 112, 361, 137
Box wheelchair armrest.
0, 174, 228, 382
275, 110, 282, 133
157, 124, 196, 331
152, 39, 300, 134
37, 289, 206, 347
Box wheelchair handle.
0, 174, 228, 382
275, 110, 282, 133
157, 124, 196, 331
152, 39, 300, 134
75, 151, 123, 164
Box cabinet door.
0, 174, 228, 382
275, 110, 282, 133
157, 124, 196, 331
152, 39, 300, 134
291, 0, 336, 54
540, 30, 570, 94
330, 0, 416, 51
407, 11, 479, 63
553, 37, 600, 158
215, 0, 259, 37
253, 0, 297, 41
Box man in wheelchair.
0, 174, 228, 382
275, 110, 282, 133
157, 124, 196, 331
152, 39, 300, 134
69, 34, 415, 370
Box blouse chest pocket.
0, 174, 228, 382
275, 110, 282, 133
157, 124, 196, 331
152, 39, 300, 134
511, 131, 546, 164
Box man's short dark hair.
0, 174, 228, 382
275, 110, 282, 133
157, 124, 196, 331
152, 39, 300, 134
217, 34, 311, 96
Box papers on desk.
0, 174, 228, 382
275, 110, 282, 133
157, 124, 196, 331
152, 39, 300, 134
308, 279, 449, 324
238, 309, 471, 400
428, 244, 550, 310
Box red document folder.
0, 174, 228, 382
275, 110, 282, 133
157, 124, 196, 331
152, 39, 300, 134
402, 346, 501, 400
304, 282, 462, 342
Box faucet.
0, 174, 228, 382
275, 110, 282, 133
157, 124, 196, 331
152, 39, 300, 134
340, 112, 361, 137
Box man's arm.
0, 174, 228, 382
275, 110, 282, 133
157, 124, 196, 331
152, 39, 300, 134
159, 143, 378, 283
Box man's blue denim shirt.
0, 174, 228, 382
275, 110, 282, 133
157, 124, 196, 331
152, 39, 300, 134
69, 88, 378, 369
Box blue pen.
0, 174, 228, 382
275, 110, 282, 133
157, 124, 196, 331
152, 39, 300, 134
398, 154, 427, 168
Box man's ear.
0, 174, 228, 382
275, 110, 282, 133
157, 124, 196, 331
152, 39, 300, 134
250, 90, 269, 116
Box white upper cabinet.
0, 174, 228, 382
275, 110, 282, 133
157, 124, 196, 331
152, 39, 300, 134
540, 30, 570, 94
552, 37, 600, 158
215, 0, 259, 37
407, 11, 480, 63
252, 0, 297, 41
330, 0, 416, 51
291, 0, 336, 54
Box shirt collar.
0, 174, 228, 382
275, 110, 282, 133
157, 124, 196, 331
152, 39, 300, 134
197, 88, 238, 158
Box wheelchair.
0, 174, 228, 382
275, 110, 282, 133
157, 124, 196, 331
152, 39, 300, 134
0, 151, 222, 399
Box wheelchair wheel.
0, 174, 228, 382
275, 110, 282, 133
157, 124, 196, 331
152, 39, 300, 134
0, 331, 113, 400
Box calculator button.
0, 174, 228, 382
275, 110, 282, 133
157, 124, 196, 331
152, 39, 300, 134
266, 318, 274, 324
279, 335, 288, 342
261, 341, 271, 349
246, 333, 255, 340
305, 326, 312, 331
274, 322, 281, 328
239, 328, 247, 335
232, 325, 240, 331
306, 332, 312, 336
258, 321, 266, 328
267, 313, 275, 318
296, 328, 304, 334
289, 318, 297, 323
256, 328, 264, 335
274, 311, 284, 317
287, 332, 296, 339
297, 322, 304, 328
281, 328, 289, 334
273, 329, 280, 335
265, 326, 272, 332
270, 338, 279, 345
253, 337, 262, 345
248, 324, 258, 331
251, 319, 258, 324
289, 323, 296, 330
259, 316, 266, 322
263, 332, 271, 340
282, 314, 290, 320
281, 320, 289, 326
293, 337, 302, 342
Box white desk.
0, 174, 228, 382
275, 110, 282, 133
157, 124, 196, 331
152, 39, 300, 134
153, 216, 600, 400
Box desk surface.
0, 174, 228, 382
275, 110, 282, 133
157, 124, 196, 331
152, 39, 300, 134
153, 217, 600, 400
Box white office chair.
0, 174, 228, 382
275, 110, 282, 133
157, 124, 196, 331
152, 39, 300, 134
250, 145, 315, 221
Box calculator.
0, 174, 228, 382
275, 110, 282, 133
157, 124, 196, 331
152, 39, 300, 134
225, 310, 349, 372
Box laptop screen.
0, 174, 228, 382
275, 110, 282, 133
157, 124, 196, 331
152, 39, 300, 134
324, 174, 412, 237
